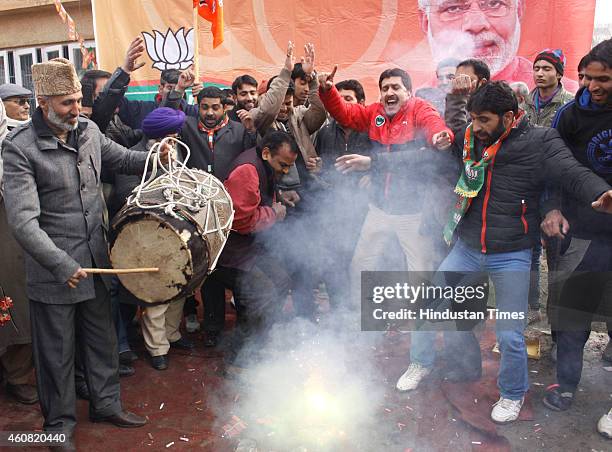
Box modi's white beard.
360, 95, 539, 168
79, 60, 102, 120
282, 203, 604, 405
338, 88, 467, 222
427, 16, 522, 75
48, 108, 78, 132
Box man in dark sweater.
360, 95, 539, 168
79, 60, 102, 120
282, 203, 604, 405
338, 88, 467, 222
539, 39, 612, 438
398, 81, 612, 424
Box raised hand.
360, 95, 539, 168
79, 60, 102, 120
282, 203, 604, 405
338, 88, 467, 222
236, 109, 255, 132
318, 65, 338, 92
191, 82, 203, 98
451, 74, 479, 96
284, 41, 295, 72
301, 43, 316, 78
122, 37, 146, 74
177, 69, 196, 92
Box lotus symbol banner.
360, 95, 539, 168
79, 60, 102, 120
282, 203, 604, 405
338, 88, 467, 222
142, 27, 195, 71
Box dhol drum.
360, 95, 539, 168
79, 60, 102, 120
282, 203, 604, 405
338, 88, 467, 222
109, 138, 233, 303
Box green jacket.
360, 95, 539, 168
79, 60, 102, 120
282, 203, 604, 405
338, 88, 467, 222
524, 85, 574, 128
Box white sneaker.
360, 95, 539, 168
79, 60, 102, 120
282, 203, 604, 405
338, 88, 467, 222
185, 314, 200, 333
491, 396, 524, 424
396, 363, 431, 392
597, 408, 612, 439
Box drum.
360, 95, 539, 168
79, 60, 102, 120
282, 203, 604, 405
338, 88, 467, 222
110, 168, 233, 303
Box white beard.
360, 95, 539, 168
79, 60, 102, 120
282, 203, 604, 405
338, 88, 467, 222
427, 16, 522, 76
48, 108, 78, 132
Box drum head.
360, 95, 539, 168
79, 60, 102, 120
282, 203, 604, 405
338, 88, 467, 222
110, 217, 192, 303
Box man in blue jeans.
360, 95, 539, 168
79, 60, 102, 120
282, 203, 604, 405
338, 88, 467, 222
396, 81, 612, 424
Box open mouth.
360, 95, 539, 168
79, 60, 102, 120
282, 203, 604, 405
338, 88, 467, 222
385, 98, 399, 107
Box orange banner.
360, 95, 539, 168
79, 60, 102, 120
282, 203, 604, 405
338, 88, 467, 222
92, 0, 596, 100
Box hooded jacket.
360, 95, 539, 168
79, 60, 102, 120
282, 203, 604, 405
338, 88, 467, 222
545, 87, 612, 241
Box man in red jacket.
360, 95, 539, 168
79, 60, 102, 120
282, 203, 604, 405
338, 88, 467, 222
318, 67, 454, 302
207, 131, 297, 368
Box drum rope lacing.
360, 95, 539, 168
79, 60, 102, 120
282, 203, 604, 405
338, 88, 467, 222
127, 136, 234, 269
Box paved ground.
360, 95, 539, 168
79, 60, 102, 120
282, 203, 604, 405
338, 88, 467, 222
1, 306, 611, 451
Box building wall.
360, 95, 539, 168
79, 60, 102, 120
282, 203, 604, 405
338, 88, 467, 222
0, 0, 93, 50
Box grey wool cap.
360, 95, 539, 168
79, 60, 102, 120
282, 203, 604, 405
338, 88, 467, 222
0, 83, 32, 100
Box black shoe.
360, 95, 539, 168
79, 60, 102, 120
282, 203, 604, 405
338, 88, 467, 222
543, 386, 574, 411
75, 382, 90, 401
119, 350, 138, 365
150, 354, 169, 370
204, 331, 220, 348
6, 383, 38, 404
170, 336, 195, 350
91, 410, 147, 428
119, 364, 135, 377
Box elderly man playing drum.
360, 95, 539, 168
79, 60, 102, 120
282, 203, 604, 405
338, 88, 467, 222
1, 58, 169, 450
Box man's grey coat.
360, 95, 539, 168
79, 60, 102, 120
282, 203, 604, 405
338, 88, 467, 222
1, 108, 148, 304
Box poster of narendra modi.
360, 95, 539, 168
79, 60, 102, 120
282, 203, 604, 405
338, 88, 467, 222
92, 0, 595, 99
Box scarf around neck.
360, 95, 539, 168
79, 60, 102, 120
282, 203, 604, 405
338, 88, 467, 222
443, 112, 524, 245
198, 115, 229, 151
534, 85, 561, 112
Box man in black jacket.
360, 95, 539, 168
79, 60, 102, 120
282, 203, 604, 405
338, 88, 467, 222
397, 81, 612, 424
539, 40, 612, 437
312, 79, 371, 307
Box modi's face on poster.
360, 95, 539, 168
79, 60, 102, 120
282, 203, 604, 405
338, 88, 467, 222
419, 0, 524, 75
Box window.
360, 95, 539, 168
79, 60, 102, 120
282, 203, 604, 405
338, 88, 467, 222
14, 47, 37, 109
43, 45, 63, 62
68, 40, 96, 78
0, 51, 7, 85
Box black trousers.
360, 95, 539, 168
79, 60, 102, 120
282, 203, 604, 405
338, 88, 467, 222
206, 254, 291, 364
202, 276, 227, 333
30, 276, 122, 434
555, 240, 612, 392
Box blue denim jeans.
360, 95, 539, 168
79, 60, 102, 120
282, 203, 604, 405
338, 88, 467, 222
410, 239, 531, 400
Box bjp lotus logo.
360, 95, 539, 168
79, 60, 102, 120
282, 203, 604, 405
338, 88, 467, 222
142, 27, 195, 70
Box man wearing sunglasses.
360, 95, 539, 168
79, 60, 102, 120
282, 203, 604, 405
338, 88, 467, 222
0, 84, 32, 132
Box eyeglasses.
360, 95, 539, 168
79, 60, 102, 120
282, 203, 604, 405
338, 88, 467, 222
434, 0, 512, 22
5, 98, 30, 106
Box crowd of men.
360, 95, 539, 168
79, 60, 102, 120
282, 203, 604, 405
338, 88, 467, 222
0, 27, 611, 451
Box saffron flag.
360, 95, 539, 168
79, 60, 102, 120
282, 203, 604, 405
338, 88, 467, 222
193, 0, 224, 48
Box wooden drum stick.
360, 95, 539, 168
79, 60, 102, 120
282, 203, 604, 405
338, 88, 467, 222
82, 268, 159, 275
